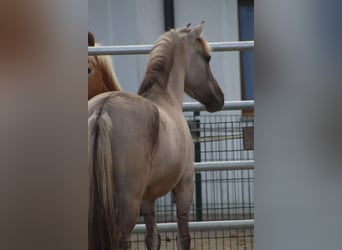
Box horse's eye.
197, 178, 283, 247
88, 68, 91, 74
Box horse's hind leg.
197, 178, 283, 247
141, 200, 161, 250
173, 173, 194, 250
116, 195, 141, 250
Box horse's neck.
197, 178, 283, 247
158, 48, 187, 111
147, 68, 185, 114
165, 62, 186, 107
142, 42, 187, 111
101, 65, 120, 92
88, 83, 106, 100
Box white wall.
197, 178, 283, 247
88, 0, 241, 102
88, 0, 164, 93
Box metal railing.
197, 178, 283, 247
88, 41, 255, 113
133, 220, 254, 233
194, 160, 254, 171
183, 100, 254, 112
88, 41, 254, 55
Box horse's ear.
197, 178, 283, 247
88, 31, 95, 47
177, 23, 192, 33
189, 21, 205, 38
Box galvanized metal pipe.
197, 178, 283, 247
133, 219, 254, 233
89, 45, 153, 56
209, 41, 254, 52
88, 41, 254, 55
194, 160, 254, 171
183, 100, 254, 112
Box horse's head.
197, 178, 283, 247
183, 22, 224, 113
88, 31, 104, 99
88, 31, 121, 100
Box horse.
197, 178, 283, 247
88, 21, 224, 250
88, 31, 121, 100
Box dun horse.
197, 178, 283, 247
88, 22, 224, 250
88, 31, 121, 100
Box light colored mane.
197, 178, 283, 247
138, 32, 175, 95
88, 43, 121, 91
138, 30, 211, 96
198, 36, 211, 54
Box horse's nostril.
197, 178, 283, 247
88, 68, 91, 74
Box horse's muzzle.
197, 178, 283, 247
205, 97, 224, 113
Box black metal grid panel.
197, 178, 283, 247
132, 229, 254, 250
132, 114, 254, 249
193, 114, 254, 162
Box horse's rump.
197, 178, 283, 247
88, 91, 161, 250
89, 92, 160, 157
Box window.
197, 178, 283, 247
238, 0, 254, 104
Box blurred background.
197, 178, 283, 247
0, 0, 341, 250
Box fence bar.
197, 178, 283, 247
88, 41, 254, 55
194, 160, 254, 171
183, 100, 254, 112
89, 45, 153, 56
133, 220, 254, 233
210, 41, 254, 52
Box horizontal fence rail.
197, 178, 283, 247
183, 100, 254, 112
88, 41, 254, 55
194, 160, 254, 171
133, 220, 254, 233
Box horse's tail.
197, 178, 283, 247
88, 110, 116, 250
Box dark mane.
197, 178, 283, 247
138, 31, 175, 96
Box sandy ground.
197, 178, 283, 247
132, 229, 254, 250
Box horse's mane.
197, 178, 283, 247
138, 30, 211, 96
138, 31, 175, 96
198, 36, 211, 55
88, 43, 121, 91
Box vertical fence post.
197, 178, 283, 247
194, 111, 202, 221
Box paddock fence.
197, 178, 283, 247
89, 41, 255, 249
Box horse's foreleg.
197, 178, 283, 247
116, 195, 141, 250
141, 199, 161, 250
173, 172, 194, 250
